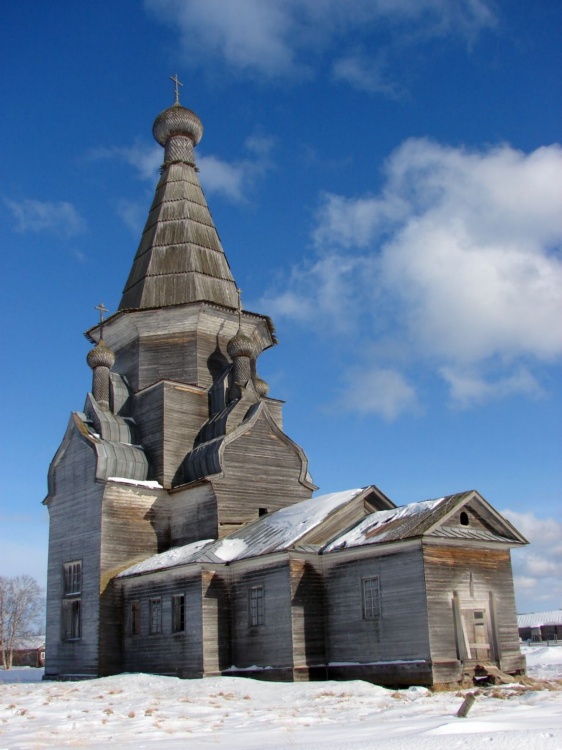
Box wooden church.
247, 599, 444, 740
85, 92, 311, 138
43, 86, 528, 687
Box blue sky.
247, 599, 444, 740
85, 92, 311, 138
2, 1, 561, 614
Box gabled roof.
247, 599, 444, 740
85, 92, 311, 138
323, 490, 528, 551
202, 487, 379, 562
118, 487, 381, 576
116, 487, 526, 579
117, 538, 215, 578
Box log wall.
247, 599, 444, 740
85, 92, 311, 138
230, 560, 293, 670
422, 544, 525, 682
120, 570, 204, 677
213, 412, 312, 528
44, 432, 104, 678
323, 545, 431, 671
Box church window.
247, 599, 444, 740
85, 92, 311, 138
149, 597, 162, 634
362, 576, 381, 620
249, 585, 265, 627
460, 511, 469, 526
62, 561, 82, 640
130, 601, 141, 635
63, 561, 82, 595
62, 599, 81, 640
172, 594, 185, 633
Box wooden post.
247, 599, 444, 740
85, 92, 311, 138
456, 692, 476, 718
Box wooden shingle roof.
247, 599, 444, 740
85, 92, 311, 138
119, 103, 239, 311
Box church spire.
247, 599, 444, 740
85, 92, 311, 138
119, 80, 239, 312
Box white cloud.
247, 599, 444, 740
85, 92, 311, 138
262, 253, 378, 333
4, 198, 86, 238
440, 366, 543, 408
332, 52, 403, 98
90, 136, 274, 204
262, 139, 562, 411
502, 509, 562, 612
338, 367, 419, 420
116, 199, 148, 235
88, 141, 162, 181
145, 0, 495, 82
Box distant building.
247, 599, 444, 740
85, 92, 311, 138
518, 610, 562, 642
10, 637, 45, 668
44, 88, 528, 687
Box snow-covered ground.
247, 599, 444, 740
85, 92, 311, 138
1, 646, 560, 749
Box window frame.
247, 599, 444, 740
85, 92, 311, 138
62, 598, 81, 640
249, 585, 265, 628
62, 560, 82, 641
172, 594, 185, 634
63, 560, 82, 596
130, 600, 141, 636
362, 576, 381, 621
149, 597, 162, 635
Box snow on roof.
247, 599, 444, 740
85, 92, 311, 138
117, 539, 215, 577
108, 477, 163, 489
118, 489, 368, 577
324, 497, 446, 552
13, 636, 45, 650
204, 488, 367, 562
517, 610, 562, 628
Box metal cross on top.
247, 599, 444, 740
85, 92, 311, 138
95, 302, 109, 340
236, 288, 243, 324
170, 73, 183, 104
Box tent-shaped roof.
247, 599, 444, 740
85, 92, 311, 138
119, 100, 239, 312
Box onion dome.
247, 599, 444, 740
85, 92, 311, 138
152, 104, 203, 148
227, 329, 256, 360
253, 374, 270, 399
87, 340, 116, 370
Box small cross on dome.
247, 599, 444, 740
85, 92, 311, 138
170, 73, 183, 105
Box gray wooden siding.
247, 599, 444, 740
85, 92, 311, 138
105, 306, 273, 393
132, 382, 207, 488
422, 544, 525, 682
289, 557, 325, 669
170, 483, 218, 546
138, 332, 198, 387
230, 561, 293, 670
98, 482, 168, 674
213, 413, 312, 528
44, 432, 104, 678
323, 546, 430, 667
132, 385, 165, 481
201, 569, 231, 674
120, 571, 204, 677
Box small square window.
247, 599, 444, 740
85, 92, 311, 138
149, 597, 162, 634
249, 585, 265, 627
172, 594, 185, 633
